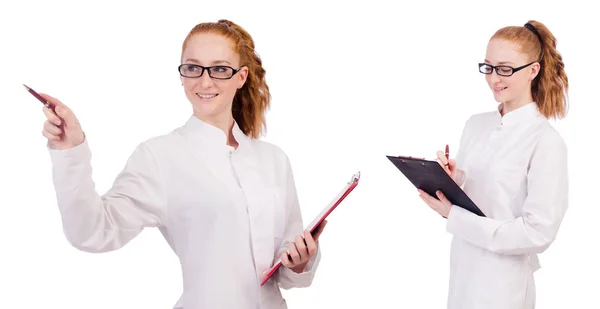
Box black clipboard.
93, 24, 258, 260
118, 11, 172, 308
386, 155, 486, 217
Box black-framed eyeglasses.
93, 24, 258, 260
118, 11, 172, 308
478, 62, 536, 77
178, 64, 243, 80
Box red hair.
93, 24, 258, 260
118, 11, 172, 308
492, 20, 569, 119
182, 20, 271, 138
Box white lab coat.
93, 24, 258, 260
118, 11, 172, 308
47, 115, 320, 309
445, 102, 568, 309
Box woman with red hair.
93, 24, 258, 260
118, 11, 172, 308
419, 20, 570, 309
39, 19, 324, 309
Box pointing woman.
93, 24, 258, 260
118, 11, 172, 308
39, 19, 325, 309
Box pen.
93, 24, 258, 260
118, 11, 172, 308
23, 84, 54, 112
445, 144, 450, 168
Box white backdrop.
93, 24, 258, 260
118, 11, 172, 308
0, 0, 597, 308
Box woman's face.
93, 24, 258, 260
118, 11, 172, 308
180, 33, 248, 122
483, 38, 539, 106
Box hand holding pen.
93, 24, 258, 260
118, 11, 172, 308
24, 85, 85, 150
436, 144, 452, 174
436, 145, 465, 186
418, 145, 459, 219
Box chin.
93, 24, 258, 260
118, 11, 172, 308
192, 103, 218, 117
491, 89, 511, 103
492, 94, 505, 103
192, 100, 230, 120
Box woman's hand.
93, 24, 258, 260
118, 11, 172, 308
436, 150, 465, 186
281, 220, 327, 273
40, 93, 85, 150
419, 189, 453, 218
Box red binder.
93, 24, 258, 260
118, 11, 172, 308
260, 171, 361, 286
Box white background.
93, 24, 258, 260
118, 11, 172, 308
0, 0, 597, 308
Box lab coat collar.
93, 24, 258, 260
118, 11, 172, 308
182, 115, 251, 149
496, 102, 541, 126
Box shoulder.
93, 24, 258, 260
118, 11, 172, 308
250, 138, 291, 163
464, 110, 498, 129
130, 126, 188, 158
249, 139, 296, 178
526, 120, 569, 173
535, 120, 567, 154
457, 110, 497, 142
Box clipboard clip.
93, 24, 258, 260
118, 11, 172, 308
396, 155, 425, 160
348, 171, 361, 184
394, 155, 432, 166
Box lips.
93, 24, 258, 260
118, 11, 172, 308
196, 93, 218, 99
493, 86, 507, 93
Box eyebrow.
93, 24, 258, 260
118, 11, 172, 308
484, 59, 514, 65
183, 58, 232, 65
211, 60, 232, 65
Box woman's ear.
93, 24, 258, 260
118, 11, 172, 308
530, 62, 541, 81
237, 66, 249, 89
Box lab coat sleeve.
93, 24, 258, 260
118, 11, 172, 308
275, 155, 321, 290
48, 138, 167, 253
446, 131, 568, 255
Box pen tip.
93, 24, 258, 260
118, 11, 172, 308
23, 84, 30, 90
